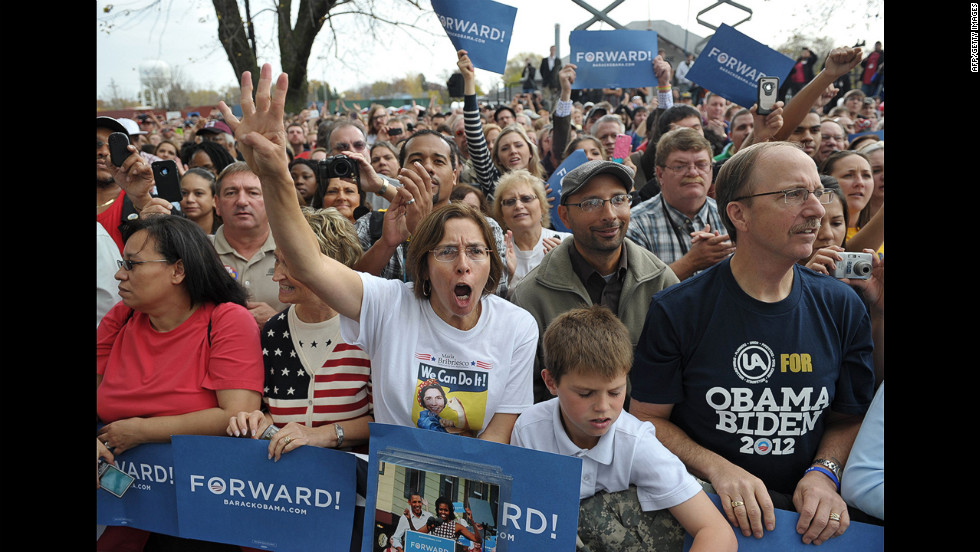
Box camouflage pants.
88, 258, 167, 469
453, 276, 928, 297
576, 486, 686, 552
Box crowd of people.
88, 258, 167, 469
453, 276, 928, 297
97, 37, 884, 552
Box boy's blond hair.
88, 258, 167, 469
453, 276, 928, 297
543, 305, 632, 384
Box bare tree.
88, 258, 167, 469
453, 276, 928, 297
212, 0, 433, 113
100, 0, 437, 113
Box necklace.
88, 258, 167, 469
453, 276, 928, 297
98, 196, 116, 210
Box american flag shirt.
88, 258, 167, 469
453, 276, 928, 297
262, 307, 372, 428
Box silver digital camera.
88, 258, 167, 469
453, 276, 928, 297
832, 252, 873, 279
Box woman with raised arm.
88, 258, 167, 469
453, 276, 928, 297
457, 50, 546, 199
219, 65, 536, 444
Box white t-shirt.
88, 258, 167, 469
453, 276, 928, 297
511, 398, 702, 511
340, 273, 537, 437
511, 229, 573, 290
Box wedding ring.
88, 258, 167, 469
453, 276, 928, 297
829, 512, 841, 522
283, 436, 292, 445
731, 500, 745, 508
406, 198, 416, 205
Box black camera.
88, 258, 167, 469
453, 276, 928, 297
317, 154, 360, 185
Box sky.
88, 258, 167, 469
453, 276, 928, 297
96, 0, 883, 102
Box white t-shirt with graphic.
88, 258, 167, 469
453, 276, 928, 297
340, 273, 536, 437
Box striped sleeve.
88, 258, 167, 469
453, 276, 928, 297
464, 93, 500, 198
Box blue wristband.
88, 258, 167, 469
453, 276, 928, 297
805, 466, 840, 491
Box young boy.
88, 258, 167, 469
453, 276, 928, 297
511, 306, 737, 551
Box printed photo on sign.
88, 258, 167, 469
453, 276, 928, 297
372, 461, 499, 552
413, 354, 491, 436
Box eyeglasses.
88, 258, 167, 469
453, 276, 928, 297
733, 188, 835, 206
117, 259, 170, 271
500, 194, 538, 207
333, 141, 366, 152
430, 246, 492, 262
663, 161, 711, 174
565, 193, 632, 212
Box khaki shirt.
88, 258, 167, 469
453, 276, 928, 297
210, 226, 285, 313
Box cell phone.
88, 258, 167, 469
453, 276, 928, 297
151, 160, 183, 203
108, 132, 132, 167
388, 127, 404, 137
757, 77, 779, 115
612, 134, 632, 163
259, 424, 280, 440
99, 458, 135, 498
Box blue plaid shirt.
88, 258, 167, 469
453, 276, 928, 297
626, 194, 727, 267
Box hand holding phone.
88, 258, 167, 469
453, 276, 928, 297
99, 458, 136, 498
151, 160, 182, 203
612, 134, 632, 163
108, 132, 132, 167
757, 77, 779, 115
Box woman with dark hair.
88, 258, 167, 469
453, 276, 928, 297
415, 379, 469, 433
180, 168, 221, 234
310, 167, 369, 222
222, 65, 536, 444
97, 215, 263, 551
801, 176, 850, 274
819, 150, 883, 256
289, 158, 319, 205
430, 496, 482, 550
181, 140, 236, 176
457, 50, 545, 199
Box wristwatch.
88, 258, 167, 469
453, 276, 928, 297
334, 423, 345, 448
812, 457, 841, 479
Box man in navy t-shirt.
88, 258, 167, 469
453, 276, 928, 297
630, 142, 875, 546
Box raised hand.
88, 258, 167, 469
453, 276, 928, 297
217, 64, 290, 181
